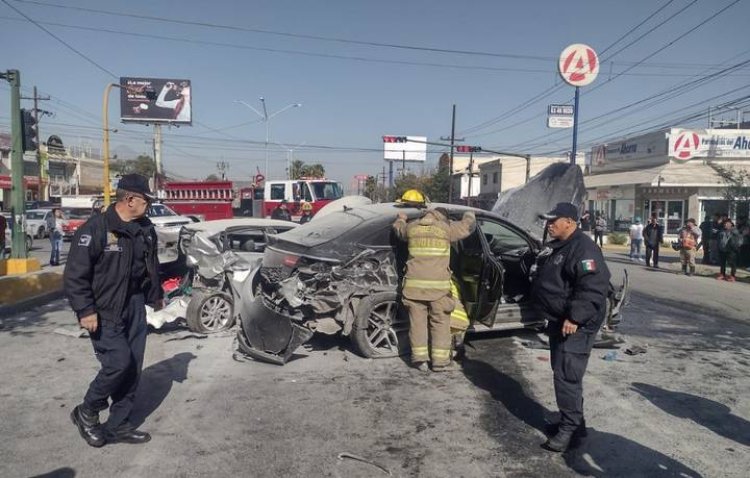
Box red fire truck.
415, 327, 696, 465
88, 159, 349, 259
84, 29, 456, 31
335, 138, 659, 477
163, 181, 234, 221
239, 178, 343, 220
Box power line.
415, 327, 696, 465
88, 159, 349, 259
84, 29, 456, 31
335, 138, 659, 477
1, 0, 116, 79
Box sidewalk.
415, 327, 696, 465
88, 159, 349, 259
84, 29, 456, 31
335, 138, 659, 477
601, 243, 750, 282
0, 263, 65, 317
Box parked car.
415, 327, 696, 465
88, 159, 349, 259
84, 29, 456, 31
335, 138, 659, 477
24, 208, 54, 239
150, 218, 298, 334
236, 163, 630, 365
60, 207, 91, 240
3, 212, 34, 254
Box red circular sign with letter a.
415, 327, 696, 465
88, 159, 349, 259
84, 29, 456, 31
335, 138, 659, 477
559, 44, 599, 87
672, 131, 701, 161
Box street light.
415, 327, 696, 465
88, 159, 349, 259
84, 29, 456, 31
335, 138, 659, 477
235, 98, 301, 179
102, 82, 124, 207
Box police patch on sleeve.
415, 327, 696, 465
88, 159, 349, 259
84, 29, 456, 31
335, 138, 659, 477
78, 234, 92, 247
581, 259, 597, 273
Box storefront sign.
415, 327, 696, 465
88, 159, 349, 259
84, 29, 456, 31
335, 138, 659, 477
669, 128, 750, 161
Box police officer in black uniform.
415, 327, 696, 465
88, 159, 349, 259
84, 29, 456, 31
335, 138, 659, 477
64, 174, 163, 447
531, 202, 611, 452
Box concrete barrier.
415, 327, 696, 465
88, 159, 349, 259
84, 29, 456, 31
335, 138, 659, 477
0, 269, 64, 316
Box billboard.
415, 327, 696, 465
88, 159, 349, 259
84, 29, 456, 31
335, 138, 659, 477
383, 135, 427, 162
669, 128, 750, 161
120, 77, 192, 125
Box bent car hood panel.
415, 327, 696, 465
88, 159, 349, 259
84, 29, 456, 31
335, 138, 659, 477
492, 163, 585, 241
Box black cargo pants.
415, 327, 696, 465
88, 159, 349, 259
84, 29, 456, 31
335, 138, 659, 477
549, 326, 596, 432
83, 293, 147, 431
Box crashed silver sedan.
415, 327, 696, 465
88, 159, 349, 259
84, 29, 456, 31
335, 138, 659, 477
237, 164, 629, 364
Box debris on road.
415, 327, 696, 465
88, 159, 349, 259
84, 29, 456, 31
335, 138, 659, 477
625, 344, 648, 355
337, 452, 392, 476
52, 327, 88, 338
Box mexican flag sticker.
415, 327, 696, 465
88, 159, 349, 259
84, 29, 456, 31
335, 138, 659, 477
581, 259, 597, 272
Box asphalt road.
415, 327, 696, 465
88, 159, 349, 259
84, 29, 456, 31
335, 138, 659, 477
0, 253, 748, 477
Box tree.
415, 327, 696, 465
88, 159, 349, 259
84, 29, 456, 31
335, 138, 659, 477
424, 165, 450, 203
205, 174, 220, 181
289, 160, 305, 179
301, 163, 325, 178
710, 163, 750, 217
132, 154, 156, 177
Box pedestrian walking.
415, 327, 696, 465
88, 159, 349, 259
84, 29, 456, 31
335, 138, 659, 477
393, 190, 475, 372
716, 219, 742, 282
530, 202, 611, 452
593, 214, 606, 248
0, 212, 7, 259
643, 215, 664, 268
64, 174, 163, 447
47, 208, 64, 266
629, 217, 644, 261
678, 219, 701, 276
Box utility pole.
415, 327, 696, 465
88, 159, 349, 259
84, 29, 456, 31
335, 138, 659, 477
1, 70, 40, 271
440, 105, 465, 204
26, 87, 51, 201
216, 161, 229, 180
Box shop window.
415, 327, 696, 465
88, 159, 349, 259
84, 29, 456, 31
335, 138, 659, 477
492, 172, 498, 184
483, 174, 488, 186
666, 200, 684, 235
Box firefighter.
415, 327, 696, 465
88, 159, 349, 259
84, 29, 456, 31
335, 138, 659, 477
393, 190, 475, 372
299, 202, 314, 224
449, 278, 470, 360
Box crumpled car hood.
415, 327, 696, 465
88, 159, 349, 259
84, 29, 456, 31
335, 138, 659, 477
492, 163, 585, 241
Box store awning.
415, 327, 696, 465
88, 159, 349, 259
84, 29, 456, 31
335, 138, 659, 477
584, 167, 661, 188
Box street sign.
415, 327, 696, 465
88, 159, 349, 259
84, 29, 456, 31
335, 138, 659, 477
558, 44, 599, 87
354, 174, 369, 180
548, 104, 574, 116
547, 116, 574, 128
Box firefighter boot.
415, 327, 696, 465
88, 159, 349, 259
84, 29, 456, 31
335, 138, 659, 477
71, 405, 106, 448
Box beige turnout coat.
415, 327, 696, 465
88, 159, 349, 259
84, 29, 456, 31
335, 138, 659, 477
393, 209, 476, 301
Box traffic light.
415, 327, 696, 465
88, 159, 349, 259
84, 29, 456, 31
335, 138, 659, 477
382, 135, 407, 143
456, 145, 481, 153
21, 108, 38, 152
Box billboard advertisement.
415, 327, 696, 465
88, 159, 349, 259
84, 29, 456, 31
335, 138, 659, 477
669, 128, 750, 161
383, 135, 427, 162
120, 77, 192, 125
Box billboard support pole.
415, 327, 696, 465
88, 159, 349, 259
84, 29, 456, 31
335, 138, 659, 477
388, 160, 393, 192
154, 123, 163, 192
402, 150, 406, 177
571, 86, 580, 165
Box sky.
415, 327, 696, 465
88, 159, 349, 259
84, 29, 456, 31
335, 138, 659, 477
1, 0, 749, 190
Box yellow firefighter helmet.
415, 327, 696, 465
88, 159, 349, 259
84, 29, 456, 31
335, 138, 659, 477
398, 189, 426, 207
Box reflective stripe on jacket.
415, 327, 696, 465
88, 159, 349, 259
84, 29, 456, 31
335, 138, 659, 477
393, 209, 475, 301
450, 278, 469, 332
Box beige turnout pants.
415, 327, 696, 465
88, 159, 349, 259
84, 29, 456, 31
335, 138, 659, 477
403, 295, 454, 367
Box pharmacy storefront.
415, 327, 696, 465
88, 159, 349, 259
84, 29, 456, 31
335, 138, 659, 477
585, 128, 750, 235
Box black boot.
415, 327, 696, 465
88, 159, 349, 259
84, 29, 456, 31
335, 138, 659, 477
682, 265, 688, 275
70, 405, 106, 447
543, 429, 575, 452
688, 265, 695, 276
105, 423, 152, 444
545, 419, 587, 438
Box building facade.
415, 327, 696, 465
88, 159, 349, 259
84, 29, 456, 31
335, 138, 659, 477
585, 127, 750, 235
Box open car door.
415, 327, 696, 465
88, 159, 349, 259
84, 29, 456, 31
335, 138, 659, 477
470, 225, 505, 328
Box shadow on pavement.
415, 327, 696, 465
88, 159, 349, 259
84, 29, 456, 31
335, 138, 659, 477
461, 356, 703, 477
632, 382, 750, 447
563, 428, 703, 477
30, 468, 76, 478
129, 352, 197, 428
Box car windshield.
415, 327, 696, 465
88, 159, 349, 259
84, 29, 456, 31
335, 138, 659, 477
310, 182, 343, 201
25, 211, 47, 220
149, 204, 177, 217
64, 208, 90, 219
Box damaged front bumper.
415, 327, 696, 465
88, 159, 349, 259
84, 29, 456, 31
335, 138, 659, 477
236, 295, 314, 365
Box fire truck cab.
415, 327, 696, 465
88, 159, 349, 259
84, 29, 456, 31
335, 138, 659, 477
263, 178, 343, 220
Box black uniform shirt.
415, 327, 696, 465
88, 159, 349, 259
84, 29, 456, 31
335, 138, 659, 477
531, 229, 611, 331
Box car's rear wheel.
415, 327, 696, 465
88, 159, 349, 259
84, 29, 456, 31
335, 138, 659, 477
186, 290, 236, 333
351, 291, 410, 358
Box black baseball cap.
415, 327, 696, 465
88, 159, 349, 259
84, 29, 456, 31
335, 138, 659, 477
540, 202, 579, 221
117, 174, 154, 200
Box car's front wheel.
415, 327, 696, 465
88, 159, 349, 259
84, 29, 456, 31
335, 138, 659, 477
351, 291, 410, 358
186, 290, 236, 333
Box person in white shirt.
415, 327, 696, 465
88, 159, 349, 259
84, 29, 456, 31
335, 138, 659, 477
629, 217, 644, 261
155, 81, 191, 123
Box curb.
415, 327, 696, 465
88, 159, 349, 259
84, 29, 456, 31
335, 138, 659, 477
0, 270, 64, 317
